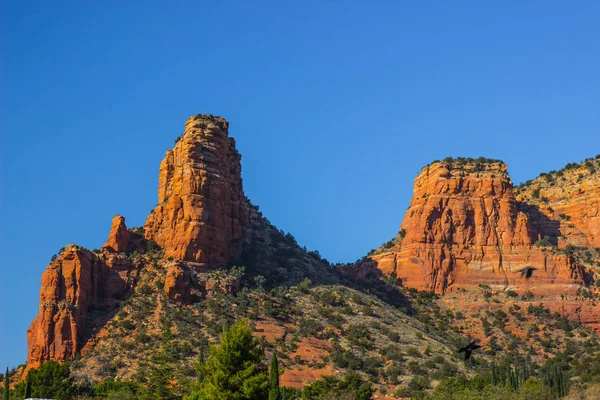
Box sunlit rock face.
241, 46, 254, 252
363, 161, 584, 295
144, 114, 249, 266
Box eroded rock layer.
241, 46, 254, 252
26, 219, 138, 369
144, 115, 249, 266
365, 161, 585, 295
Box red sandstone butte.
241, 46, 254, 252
143, 115, 249, 266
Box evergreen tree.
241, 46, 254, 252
3, 367, 8, 400
24, 373, 31, 399
26, 360, 74, 399
186, 319, 268, 400
269, 352, 280, 400
145, 319, 178, 399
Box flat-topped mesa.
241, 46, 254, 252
366, 159, 584, 295
143, 114, 249, 266
402, 160, 535, 247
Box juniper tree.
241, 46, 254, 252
24, 373, 31, 399
3, 367, 8, 400
269, 352, 280, 400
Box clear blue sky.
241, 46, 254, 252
1, 1, 599, 369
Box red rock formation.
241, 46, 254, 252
163, 262, 241, 304
26, 220, 138, 369
144, 114, 249, 266
515, 162, 600, 247
364, 161, 585, 295
102, 215, 130, 253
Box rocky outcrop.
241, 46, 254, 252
144, 114, 249, 266
163, 263, 241, 304
363, 160, 585, 295
26, 219, 139, 369
515, 159, 600, 247
102, 215, 130, 253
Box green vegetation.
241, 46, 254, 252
535, 235, 555, 247
269, 353, 280, 400
10, 361, 86, 399
424, 156, 504, 170
186, 320, 268, 400
3, 368, 8, 400
301, 372, 373, 400
519, 155, 599, 189
14, 200, 600, 399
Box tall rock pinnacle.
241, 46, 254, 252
143, 114, 249, 266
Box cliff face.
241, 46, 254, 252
364, 161, 585, 295
25, 112, 600, 379
143, 114, 249, 266
26, 114, 319, 371
26, 217, 139, 369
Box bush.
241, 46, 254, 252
317, 290, 345, 306
299, 318, 323, 337
535, 235, 554, 247
380, 344, 404, 362
407, 346, 421, 357
346, 324, 373, 349
297, 278, 312, 293
301, 373, 373, 400
331, 348, 363, 370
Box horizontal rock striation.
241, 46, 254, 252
364, 161, 585, 295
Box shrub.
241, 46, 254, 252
297, 277, 312, 293
380, 344, 404, 362
331, 348, 363, 370
299, 318, 323, 337
317, 290, 345, 306
361, 305, 374, 316
407, 346, 421, 357
535, 235, 554, 247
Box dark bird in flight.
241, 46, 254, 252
458, 341, 482, 360
518, 267, 538, 279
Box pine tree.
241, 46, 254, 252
24, 373, 31, 399
186, 319, 268, 400
269, 352, 280, 400
3, 367, 9, 400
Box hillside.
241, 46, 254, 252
12, 117, 600, 399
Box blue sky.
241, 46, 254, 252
1, 1, 599, 368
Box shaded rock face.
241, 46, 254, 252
364, 162, 585, 295
144, 115, 249, 266
26, 220, 139, 369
